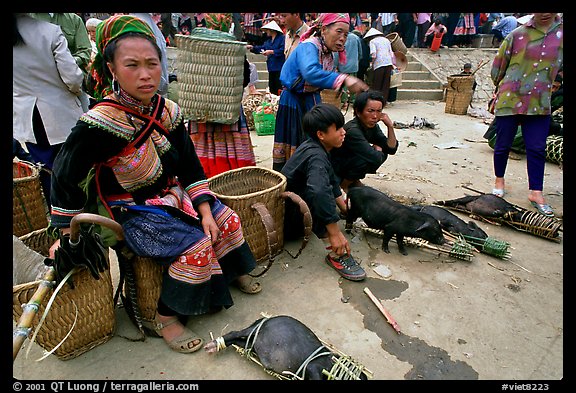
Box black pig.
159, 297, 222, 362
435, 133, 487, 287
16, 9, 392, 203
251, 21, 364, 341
204, 315, 369, 380
411, 205, 488, 240
435, 194, 520, 218
346, 186, 446, 255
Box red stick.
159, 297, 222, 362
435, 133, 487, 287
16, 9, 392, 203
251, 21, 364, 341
364, 287, 401, 334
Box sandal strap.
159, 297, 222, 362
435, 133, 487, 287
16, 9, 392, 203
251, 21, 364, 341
154, 314, 180, 331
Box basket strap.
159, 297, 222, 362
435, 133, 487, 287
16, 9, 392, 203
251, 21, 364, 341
281, 191, 312, 259
247, 193, 312, 277
249, 202, 280, 277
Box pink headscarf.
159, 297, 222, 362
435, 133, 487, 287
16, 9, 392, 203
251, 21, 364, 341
300, 13, 351, 64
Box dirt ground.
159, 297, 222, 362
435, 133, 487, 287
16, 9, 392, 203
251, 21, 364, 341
13, 99, 564, 385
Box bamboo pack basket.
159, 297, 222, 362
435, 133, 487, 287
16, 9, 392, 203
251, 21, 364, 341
13, 161, 49, 237
176, 28, 247, 124
445, 75, 475, 115
13, 228, 115, 360
321, 89, 342, 107
208, 167, 287, 264
386, 32, 408, 54
126, 256, 163, 323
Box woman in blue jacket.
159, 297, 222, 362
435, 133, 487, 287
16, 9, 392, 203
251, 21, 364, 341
247, 20, 285, 95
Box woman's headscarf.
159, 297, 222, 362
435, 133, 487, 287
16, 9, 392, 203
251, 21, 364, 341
89, 14, 156, 100
299, 13, 350, 64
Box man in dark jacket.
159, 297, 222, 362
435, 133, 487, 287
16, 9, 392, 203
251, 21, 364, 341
281, 104, 366, 282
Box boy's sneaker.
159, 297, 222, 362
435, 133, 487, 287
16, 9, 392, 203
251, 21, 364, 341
325, 254, 366, 281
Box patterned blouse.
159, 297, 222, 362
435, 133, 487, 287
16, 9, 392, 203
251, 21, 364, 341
50, 91, 214, 229
491, 15, 563, 116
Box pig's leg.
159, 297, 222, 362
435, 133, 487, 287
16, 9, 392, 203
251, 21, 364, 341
381, 231, 393, 253
204, 318, 265, 353
396, 234, 408, 255
345, 201, 358, 233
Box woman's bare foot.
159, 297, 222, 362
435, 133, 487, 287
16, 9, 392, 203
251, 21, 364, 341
155, 314, 201, 348
492, 177, 505, 197
528, 190, 546, 205
494, 177, 505, 191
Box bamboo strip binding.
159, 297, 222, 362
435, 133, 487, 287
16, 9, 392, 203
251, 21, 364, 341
13, 228, 115, 360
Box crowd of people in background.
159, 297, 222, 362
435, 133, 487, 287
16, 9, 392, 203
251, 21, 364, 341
75, 13, 533, 50
65, 12, 537, 116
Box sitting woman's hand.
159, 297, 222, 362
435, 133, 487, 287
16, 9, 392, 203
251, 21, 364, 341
201, 215, 221, 244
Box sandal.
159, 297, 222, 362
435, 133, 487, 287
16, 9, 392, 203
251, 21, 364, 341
530, 201, 554, 217
234, 275, 262, 294
492, 188, 505, 197
153, 313, 203, 353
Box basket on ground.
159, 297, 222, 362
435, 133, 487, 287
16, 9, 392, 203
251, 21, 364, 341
176, 28, 247, 124
13, 160, 49, 237
123, 255, 163, 324
208, 167, 287, 264
13, 228, 115, 360
445, 75, 475, 115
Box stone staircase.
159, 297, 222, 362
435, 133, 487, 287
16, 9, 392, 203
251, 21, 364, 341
247, 52, 270, 90
248, 51, 445, 101
397, 52, 444, 101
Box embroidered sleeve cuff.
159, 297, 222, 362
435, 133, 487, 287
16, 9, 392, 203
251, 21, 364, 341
333, 74, 348, 90
50, 206, 84, 228
186, 180, 215, 202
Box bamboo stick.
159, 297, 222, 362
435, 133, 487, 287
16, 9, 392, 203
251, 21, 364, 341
363, 287, 401, 334
13, 267, 56, 361
12, 213, 125, 362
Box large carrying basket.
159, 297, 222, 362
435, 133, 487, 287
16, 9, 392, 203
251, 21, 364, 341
123, 255, 163, 324
208, 167, 312, 275
386, 32, 408, 54
176, 28, 247, 124
13, 161, 49, 237
320, 89, 342, 107
445, 75, 475, 115
13, 227, 115, 360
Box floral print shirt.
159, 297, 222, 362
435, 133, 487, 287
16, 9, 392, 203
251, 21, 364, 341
491, 15, 563, 116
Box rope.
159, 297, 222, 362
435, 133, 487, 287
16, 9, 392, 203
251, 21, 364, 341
25, 267, 78, 361
293, 345, 333, 380
215, 336, 227, 351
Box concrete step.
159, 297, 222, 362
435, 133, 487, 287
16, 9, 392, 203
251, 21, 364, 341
405, 61, 424, 71
246, 52, 260, 62
255, 80, 269, 90
397, 88, 444, 101
401, 70, 437, 81
400, 79, 443, 90
253, 60, 268, 72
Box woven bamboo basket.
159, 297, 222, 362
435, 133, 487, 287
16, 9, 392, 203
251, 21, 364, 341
13, 228, 115, 360
321, 89, 342, 107
127, 256, 163, 323
13, 161, 49, 237
208, 167, 287, 264
445, 75, 475, 115
385, 32, 408, 54
176, 29, 246, 124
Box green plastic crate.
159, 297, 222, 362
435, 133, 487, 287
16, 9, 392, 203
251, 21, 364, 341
253, 111, 276, 136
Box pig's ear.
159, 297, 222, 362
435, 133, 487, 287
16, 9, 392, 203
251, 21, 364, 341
467, 221, 480, 230
416, 221, 433, 233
